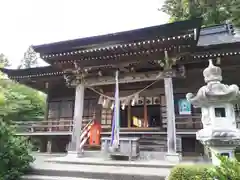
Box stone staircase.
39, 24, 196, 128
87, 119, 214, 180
139, 134, 167, 152
22, 153, 173, 180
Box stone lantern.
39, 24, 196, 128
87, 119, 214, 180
186, 60, 240, 165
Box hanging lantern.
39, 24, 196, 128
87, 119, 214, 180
102, 98, 106, 107
131, 99, 135, 106
98, 95, 104, 105
110, 101, 114, 110
121, 103, 125, 110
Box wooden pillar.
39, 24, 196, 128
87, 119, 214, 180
144, 97, 148, 127
127, 101, 131, 128
45, 82, 52, 132
67, 83, 85, 156
164, 77, 179, 161
47, 138, 52, 153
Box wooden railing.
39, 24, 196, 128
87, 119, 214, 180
162, 115, 202, 129
13, 118, 92, 133
175, 115, 203, 129
13, 115, 203, 134
13, 115, 240, 135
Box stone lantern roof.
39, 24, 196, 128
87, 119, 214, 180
186, 60, 240, 107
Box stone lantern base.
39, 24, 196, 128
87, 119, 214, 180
165, 152, 181, 163
197, 128, 240, 166
210, 146, 236, 166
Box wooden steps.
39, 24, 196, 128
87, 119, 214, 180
139, 134, 167, 152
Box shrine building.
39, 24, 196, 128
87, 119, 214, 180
1, 18, 240, 157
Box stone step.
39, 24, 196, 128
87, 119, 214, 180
22, 175, 102, 180
34, 151, 170, 160
45, 155, 175, 168
140, 145, 167, 152
45, 156, 176, 169
139, 140, 167, 145
29, 162, 169, 180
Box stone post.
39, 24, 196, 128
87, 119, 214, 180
164, 77, 180, 162
67, 83, 85, 157
46, 138, 52, 153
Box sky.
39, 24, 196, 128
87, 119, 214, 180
0, 0, 169, 68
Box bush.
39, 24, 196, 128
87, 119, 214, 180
235, 146, 240, 161
208, 155, 240, 180
168, 164, 212, 180
235, 153, 240, 162
169, 155, 240, 180
0, 119, 34, 180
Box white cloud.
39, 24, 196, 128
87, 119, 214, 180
0, 0, 169, 68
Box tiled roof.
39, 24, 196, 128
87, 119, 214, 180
198, 24, 240, 46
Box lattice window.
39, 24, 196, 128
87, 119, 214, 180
60, 100, 73, 118
83, 99, 89, 117
101, 108, 113, 125
89, 99, 97, 117
83, 98, 97, 118
48, 102, 60, 119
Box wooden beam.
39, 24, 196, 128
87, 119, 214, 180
83, 70, 181, 87
55, 54, 159, 68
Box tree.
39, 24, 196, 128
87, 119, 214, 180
230, 0, 240, 27
0, 82, 34, 179
161, 0, 240, 27
0, 119, 34, 180
0, 53, 10, 80
0, 53, 46, 122
0, 53, 10, 67
0, 79, 46, 122
18, 46, 39, 69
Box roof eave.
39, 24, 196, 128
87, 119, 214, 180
32, 18, 203, 55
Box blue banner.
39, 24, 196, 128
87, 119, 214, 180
110, 71, 120, 148
178, 99, 191, 115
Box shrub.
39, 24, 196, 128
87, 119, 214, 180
208, 155, 240, 180
168, 164, 212, 180
235, 146, 240, 161
0, 119, 34, 180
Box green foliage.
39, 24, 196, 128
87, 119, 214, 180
168, 164, 212, 180
235, 146, 240, 161
0, 79, 46, 122
161, 0, 240, 27
236, 153, 240, 161
169, 155, 240, 180
230, 0, 240, 27
169, 156, 240, 180
0, 53, 10, 67
208, 155, 240, 180
0, 53, 46, 122
0, 119, 34, 180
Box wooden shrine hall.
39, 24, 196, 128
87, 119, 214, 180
2, 18, 240, 157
